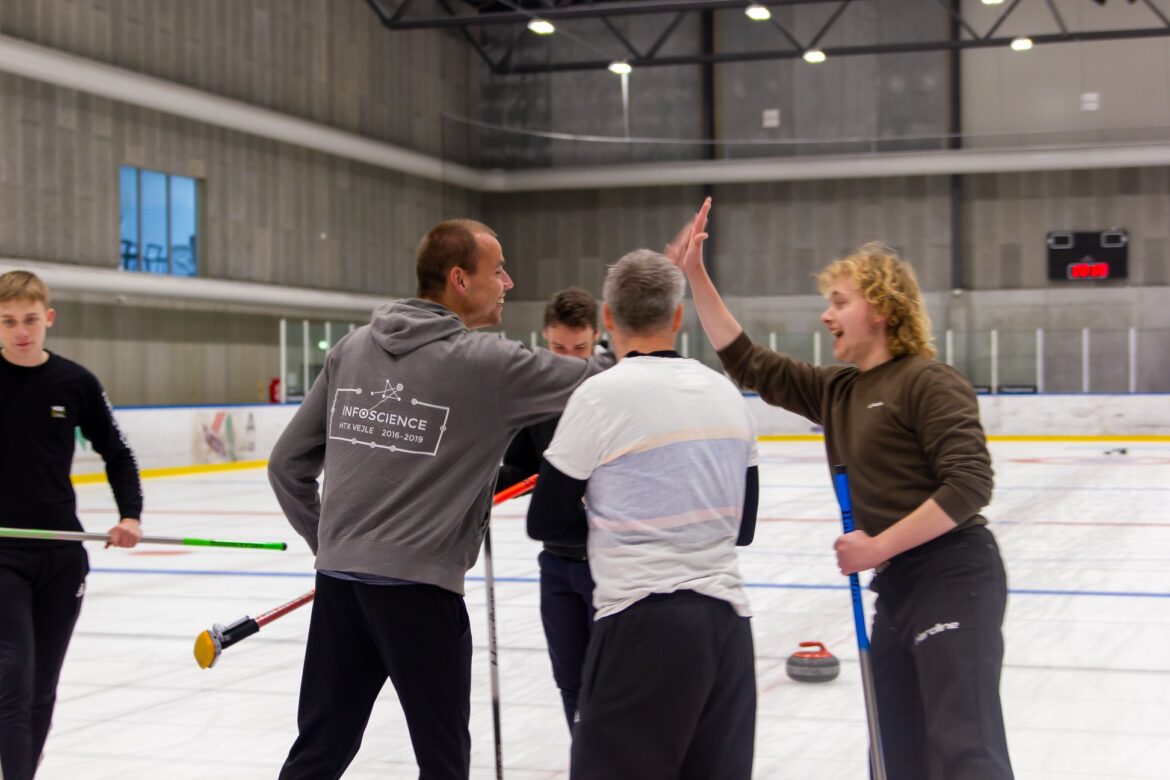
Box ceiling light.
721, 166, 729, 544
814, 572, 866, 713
527, 18, 555, 35
745, 4, 772, 21
802, 49, 826, 64
1010, 37, 1033, 51
608, 60, 632, 75
981, 0, 1004, 5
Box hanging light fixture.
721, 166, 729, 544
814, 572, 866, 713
745, 4, 772, 21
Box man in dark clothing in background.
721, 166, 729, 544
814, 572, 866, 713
497, 287, 604, 729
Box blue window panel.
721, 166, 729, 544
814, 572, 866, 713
169, 175, 197, 277
120, 166, 200, 276
140, 170, 169, 274
119, 166, 139, 271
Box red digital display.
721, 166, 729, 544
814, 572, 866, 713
1067, 261, 1110, 280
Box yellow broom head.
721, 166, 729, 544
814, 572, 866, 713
193, 628, 222, 670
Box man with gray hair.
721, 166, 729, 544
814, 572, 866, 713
527, 248, 760, 779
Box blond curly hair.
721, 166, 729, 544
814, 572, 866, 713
816, 243, 936, 360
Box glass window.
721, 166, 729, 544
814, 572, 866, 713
119, 166, 139, 271
118, 166, 199, 276
169, 176, 198, 277
140, 170, 168, 274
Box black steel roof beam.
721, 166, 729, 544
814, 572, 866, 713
498, 26, 1170, 73
1140, 0, 1170, 29
493, 26, 525, 72
387, 0, 412, 24
436, 0, 504, 73
1042, 0, 1067, 36
601, 15, 645, 59
767, 15, 807, 52
645, 12, 689, 59
930, 0, 980, 41
983, 0, 1025, 41
807, 0, 851, 51
366, 0, 396, 25
383, 0, 845, 29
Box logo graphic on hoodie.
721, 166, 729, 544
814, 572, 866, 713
329, 382, 450, 457
371, 380, 404, 408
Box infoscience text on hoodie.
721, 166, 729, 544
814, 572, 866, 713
328, 377, 450, 457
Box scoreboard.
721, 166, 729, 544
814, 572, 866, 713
1046, 230, 1128, 281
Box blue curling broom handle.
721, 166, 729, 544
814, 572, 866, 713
832, 465, 888, 780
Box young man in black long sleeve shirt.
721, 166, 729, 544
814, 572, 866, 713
496, 288, 605, 729
0, 271, 143, 780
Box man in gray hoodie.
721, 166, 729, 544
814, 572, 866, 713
268, 219, 602, 780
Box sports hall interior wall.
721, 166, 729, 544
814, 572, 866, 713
0, 0, 478, 405
1, 0, 1168, 403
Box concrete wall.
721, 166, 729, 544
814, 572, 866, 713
2, 1, 1169, 404
718, 0, 949, 158
963, 167, 1170, 289
475, 13, 706, 168
0, 0, 478, 404
961, 0, 1170, 145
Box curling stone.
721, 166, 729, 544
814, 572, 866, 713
786, 641, 840, 683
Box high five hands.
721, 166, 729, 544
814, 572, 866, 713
665, 197, 712, 275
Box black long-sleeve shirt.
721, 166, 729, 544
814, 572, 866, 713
497, 415, 589, 559
0, 352, 142, 547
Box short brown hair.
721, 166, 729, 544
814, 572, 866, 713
0, 270, 51, 306
543, 287, 598, 331
416, 219, 497, 299
816, 243, 936, 360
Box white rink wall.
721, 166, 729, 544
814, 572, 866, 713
71, 404, 299, 476
747, 393, 1170, 437
72, 395, 1170, 475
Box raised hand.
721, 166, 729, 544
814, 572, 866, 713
664, 212, 695, 268
680, 197, 712, 274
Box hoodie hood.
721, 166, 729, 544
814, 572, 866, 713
371, 298, 468, 357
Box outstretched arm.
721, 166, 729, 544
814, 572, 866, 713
664, 196, 743, 351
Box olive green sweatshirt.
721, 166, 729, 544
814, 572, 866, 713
718, 332, 993, 536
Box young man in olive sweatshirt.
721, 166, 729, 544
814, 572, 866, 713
674, 198, 1012, 780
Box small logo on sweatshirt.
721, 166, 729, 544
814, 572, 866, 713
75, 581, 86, 599
866, 401, 884, 409
915, 621, 960, 646
51, 405, 67, 418
371, 379, 404, 408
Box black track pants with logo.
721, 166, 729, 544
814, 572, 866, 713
0, 544, 88, 780
570, 591, 756, 780
869, 525, 1014, 780
279, 574, 472, 780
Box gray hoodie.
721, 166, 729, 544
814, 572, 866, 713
268, 298, 602, 594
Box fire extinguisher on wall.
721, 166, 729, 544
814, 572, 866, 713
268, 378, 281, 404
